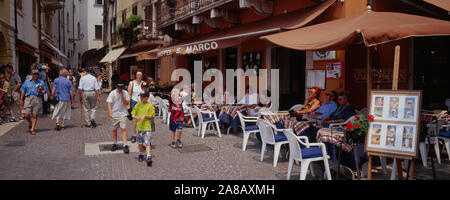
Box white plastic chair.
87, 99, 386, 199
283, 129, 332, 180
258, 119, 289, 167
155, 97, 163, 119
193, 106, 222, 139
160, 99, 169, 124
439, 121, 450, 161
419, 118, 445, 166
183, 106, 196, 129
237, 111, 259, 151
289, 104, 303, 112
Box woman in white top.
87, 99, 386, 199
128, 71, 143, 143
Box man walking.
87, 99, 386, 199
78, 67, 100, 128
5, 64, 23, 120
107, 81, 130, 154
20, 70, 47, 135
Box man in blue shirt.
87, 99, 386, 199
20, 69, 48, 135
309, 90, 338, 120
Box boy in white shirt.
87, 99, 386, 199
106, 81, 131, 154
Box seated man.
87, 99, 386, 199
308, 90, 338, 121
238, 86, 259, 116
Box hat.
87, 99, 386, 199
140, 91, 150, 98
31, 69, 40, 74
141, 82, 149, 88
41, 65, 48, 70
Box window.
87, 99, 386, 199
132, 6, 138, 15
32, 0, 37, 24
67, 13, 70, 32
95, 25, 103, 40
17, 0, 23, 11
95, 0, 103, 5
122, 11, 127, 24
78, 22, 81, 38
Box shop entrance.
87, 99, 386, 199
414, 36, 450, 110
273, 47, 306, 110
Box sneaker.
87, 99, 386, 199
137, 154, 144, 162
9, 118, 16, 123
146, 155, 153, 167
91, 120, 97, 128
123, 145, 130, 154
131, 136, 136, 143
171, 142, 176, 149
111, 144, 118, 152
176, 140, 183, 149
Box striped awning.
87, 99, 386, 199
99, 47, 126, 63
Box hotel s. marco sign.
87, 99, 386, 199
158, 41, 219, 57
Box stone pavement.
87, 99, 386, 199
0, 94, 448, 180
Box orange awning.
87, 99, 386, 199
119, 40, 161, 59
261, 10, 450, 51
155, 0, 335, 57
424, 0, 450, 11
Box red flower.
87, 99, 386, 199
422, 117, 428, 123
354, 115, 359, 119
368, 115, 375, 122
355, 123, 361, 128
346, 122, 354, 131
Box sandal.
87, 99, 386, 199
30, 131, 36, 136
131, 136, 136, 143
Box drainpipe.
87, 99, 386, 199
38, 0, 42, 64
14, 0, 18, 71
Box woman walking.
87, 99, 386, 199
128, 71, 144, 143
51, 69, 75, 131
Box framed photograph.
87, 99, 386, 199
365, 90, 422, 158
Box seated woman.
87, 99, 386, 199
302, 91, 356, 142
291, 87, 321, 120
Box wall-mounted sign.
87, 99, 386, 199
365, 90, 422, 158
326, 61, 342, 79
353, 68, 408, 83
157, 41, 219, 57
313, 51, 336, 61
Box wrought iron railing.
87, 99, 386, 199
156, 0, 230, 27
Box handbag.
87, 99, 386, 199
49, 79, 60, 105
127, 81, 134, 120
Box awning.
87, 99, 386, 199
17, 44, 37, 57
51, 58, 63, 67
137, 49, 159, 61
423, 0, 450, 11
41, 38, 68, 60
156, 0, 335, 57
119, 40, 161, 59
261, 10, 450, 51
99, 47, 126, 63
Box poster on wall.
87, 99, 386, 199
313, 51, 336, 60
242, 51, 262, 76
326, 62, 342, 79
365, 90, 422, 158
306, 70, 326, 89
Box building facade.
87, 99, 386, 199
0, 0, 16, 72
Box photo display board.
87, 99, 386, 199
365, 90, 422, 158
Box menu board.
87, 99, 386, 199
365, 90, 422, 158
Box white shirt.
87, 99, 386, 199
129, 80, 143, 102
106, 90, 130, 118
78, 74, 99, 91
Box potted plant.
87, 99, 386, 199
345, 114, 375, 144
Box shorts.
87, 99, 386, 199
169, 121, 183, 132
22, 96, 43, 115
112, 116, 128, 129
136, 131, 152, 146
2, 95, 11, 109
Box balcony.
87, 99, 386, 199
41, 0, 65, 11
156, 0, 234, 28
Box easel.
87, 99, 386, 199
367, 45, 415, 180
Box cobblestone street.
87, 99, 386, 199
0, 94, 449, 180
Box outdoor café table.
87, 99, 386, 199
201, 104, 222, 113
220, 105, 246, 119
316, 128, 366, 180
260, 112, 312, 137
